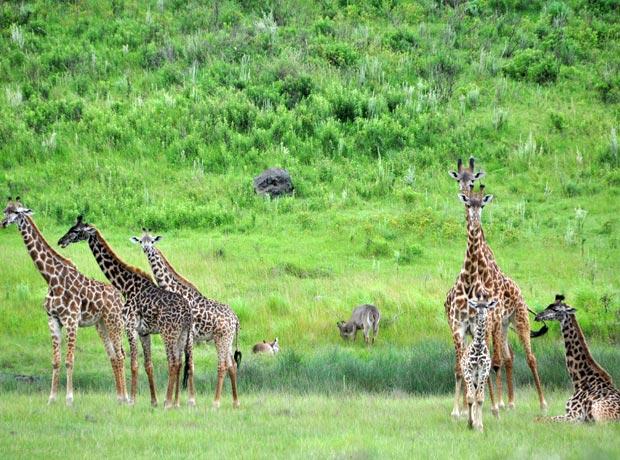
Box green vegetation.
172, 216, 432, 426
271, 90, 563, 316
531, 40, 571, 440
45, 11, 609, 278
1, 391, 619, 459
0, 3, 619, 456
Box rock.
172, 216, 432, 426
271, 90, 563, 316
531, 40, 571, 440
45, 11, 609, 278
253, 168, 294, 197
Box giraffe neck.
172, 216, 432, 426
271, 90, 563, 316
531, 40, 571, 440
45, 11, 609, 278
462, 214, 488, 284
559, 315, 613, 388
17, 215, 75, 284
473, 311, 488, 346
87, 229, 153, 296
144, 246, 200, 297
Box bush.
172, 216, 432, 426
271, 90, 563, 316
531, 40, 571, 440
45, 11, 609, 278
318, 42, 359, 67
385, 29, 418, 52
503, 48, 559, 84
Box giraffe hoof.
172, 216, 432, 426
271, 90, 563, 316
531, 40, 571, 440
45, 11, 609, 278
498, 401, 505, 410
47, 396, 57, 405
65, 396, 74, 407
508, 402, 515, 410
212, 400, 221, 409
491, 407, 499, 418
541, 401, 548, 415
233, 400, 240, 409
451, 410, 461, 419
164, 401, 173, 410
188, 399, 196, 408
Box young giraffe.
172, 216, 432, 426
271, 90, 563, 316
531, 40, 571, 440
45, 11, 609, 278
461, 294, 498, 432
535, 295, 620, 422
131, 230, 241, 408
445, 186, 498, 418
1, 198, 127, 405
58, 216, 195, 408
449, 159, 547, 412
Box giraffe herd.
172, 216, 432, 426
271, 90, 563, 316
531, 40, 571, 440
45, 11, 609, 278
2, 155, 619, 426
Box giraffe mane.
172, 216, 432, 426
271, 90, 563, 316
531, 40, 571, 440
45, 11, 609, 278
26, 216, 77, 270
569, 315, 614, 384
93, 228, 155, 283
154, 247, 201, 293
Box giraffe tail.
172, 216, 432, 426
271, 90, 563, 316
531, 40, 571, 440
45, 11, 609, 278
233, 321, 242, 370
182, 326, 191, 390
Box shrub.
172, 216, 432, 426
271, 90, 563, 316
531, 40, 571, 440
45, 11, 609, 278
385, 29, 418, 52
318, 42, 359, 67
280, 74, 314, 108
503, 48, 559, 84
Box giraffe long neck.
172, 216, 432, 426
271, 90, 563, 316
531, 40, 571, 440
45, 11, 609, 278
87, 229, 152, 296
462, 215, 487, 284
473, 310, 488, 348
17, 216, 74, 284
144, 247, 200, 297
559, 315, 613, 388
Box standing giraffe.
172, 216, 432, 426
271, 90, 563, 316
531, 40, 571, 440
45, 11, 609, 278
2, 198, 127, 405
535, 295, 620, 422
448, 159, 547, 412
445, 186, 498, 418
58, 216, 195, 408
131, 230, 241, 408
461, 295, 497, 431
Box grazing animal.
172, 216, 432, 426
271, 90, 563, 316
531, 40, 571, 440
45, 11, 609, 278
252, 338, 279, 355
58, 216, 195, 408
132, 230, 241, 409
461, 295, 497, 432
337, 304, 380, 345
1, 198, 128, 405
535, 295, 620, 422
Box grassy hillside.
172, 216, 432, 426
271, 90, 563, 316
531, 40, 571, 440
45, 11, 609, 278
0, 0, 619, 393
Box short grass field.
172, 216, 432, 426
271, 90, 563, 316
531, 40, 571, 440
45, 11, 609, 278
1, 390, 619, 460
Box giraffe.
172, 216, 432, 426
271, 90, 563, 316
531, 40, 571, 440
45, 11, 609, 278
58, 216, 195, 408
448, 158, 547, 412
461, 294, 497, 432
445, 186, 498, 418
1, 198, 127, 405
535, 295, 620, 422
131, 230, 241, 409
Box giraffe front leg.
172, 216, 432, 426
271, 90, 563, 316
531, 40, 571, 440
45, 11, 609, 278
452, 334, 465, 418
185, 331, 196, 407
474, 383, 486, 432
64, 319, 78, 406
96, 321, 124, 403
140, 334, 158, 407
47, 316, 62, 405
126, 326, 139, 404
515, 306, 547, 413
213, 361, 226, 409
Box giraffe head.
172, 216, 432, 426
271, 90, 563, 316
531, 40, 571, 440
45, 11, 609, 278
457, 185, 493, 222
1, 197, 33, 228
58, 215, 96, 248
468, 296, 498, 315
535, 295, 576, 322
130, 228, 162, 252
448, 157, 485, 192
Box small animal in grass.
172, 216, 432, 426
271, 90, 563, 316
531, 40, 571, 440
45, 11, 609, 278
252, 338, 279, 355
336, 304, 381, 345
461, 296, 497, 432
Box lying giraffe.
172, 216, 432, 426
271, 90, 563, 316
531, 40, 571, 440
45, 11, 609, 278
535, 295, 620, 422
2, 198, 127, 405
461, 294, 497, 432
448, 159, 547, 412
58, 216, 195, 408
132, 230, 241, 408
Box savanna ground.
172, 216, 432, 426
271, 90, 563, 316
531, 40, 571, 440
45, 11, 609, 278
1, 0, 619, 458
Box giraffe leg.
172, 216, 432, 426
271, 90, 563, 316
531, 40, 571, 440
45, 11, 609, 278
486, 375, 499, 418
474, 384, 485, 432
47, 316, 62, 405
162, 337, 177, 410
95, 321, 124, 403
64, 317, 78, 406
514, 307, 547, 413
140, 334, 158, 407
491, 322, 504, 410
465, 382, 475, 429
451, 333, 465, 418
213, 361, 226, 409
504, 343, 515, 409
126, 326, 139, 404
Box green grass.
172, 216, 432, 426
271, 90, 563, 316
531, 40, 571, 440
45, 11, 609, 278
1, 390, 619, 459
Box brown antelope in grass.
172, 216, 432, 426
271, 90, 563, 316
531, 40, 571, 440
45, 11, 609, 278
337, 304, 381, 345
253, 338, 279, 355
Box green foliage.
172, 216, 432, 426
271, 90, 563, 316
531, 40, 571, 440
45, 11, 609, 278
503, 48, 559, 84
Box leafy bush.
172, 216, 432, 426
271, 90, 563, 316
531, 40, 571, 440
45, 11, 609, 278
317, 42, 359, 67
503, 48, 559, 83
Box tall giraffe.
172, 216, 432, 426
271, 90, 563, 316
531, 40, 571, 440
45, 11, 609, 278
131, 230, 241, 408
2, 198, 127, 405
449, 159, 547, 412
535, 295, 620, 422
58, 216, 195, 408
445, 186, 498, 418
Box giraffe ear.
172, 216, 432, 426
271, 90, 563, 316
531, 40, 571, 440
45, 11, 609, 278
77, 214, 84, 223
153, 235, 162, 243
130, 236, 140, 244
481, 194, 494, 206
448, 171, 459, 180
468, 299, 477, 308
566, 307, 577, 315
473, 171, 485, 180
487, 300, 498, 309
457, 193, 469, 204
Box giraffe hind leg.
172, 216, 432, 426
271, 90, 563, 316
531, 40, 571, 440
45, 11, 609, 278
47, 316, 62, 405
